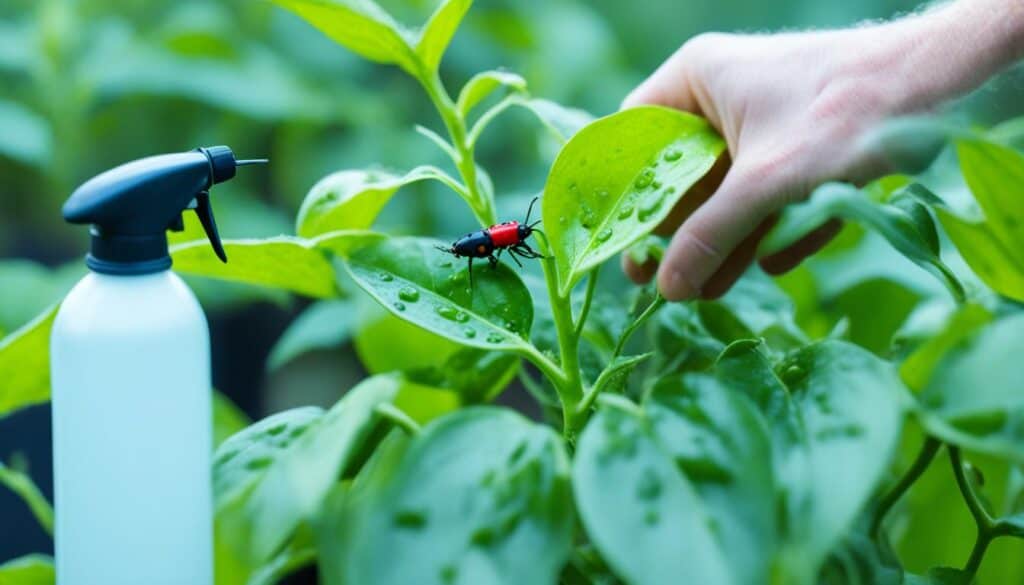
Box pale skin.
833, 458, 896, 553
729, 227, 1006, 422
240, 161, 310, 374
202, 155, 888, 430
622, 0, 1024, 300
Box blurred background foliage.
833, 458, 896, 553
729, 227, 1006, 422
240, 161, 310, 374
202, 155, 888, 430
2, 0, 1023, 580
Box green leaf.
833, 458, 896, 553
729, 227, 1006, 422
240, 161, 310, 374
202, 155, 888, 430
342, 237, 534, 353
268, 300, 355, 370
573, 396, 733, 585
213, 407, 323, 585
0, 554, 55, 584
212, 391, 251, 449
761, 182, 965, 302
296, 167, 462, 238
0, 101, 51, 167
916, 313, 1024, 461
542, 106, 725, 295
517, 98, 595, 144
899, 303, 992, 392
645, 375, 776, 584
171, 231, 381, 298
457, 70, 527, 118
0, 459, 54, 536
268, 0, 420, 75
243, 375, 399, 563
342, 407, 573, 585
415, 0, 472, 72
715, 340, 905, 583
0, 307, 57, 419
926, 139, 1024, 301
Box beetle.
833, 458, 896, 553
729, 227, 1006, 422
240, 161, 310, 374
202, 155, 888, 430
437, 197, 544, 284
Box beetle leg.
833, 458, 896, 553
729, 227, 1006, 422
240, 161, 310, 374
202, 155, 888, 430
507, 249, 524, 269
488, 254, 498, 269
517, 242, 544, 258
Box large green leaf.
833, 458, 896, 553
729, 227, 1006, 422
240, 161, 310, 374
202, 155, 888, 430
715, 340, 905, 583
916, 314, 1024, 462
342, 237, 534, 353
296, 167, 462, 237
212, 391, 251, 448
0, 554, 55, 584
342, 407, 573, 585
213, 406, 324, 585
268, 0, 420, 75
415, 0, 472, 71
267, 300, 355, 370
646, 375, 776, 584
573, 396, 733, 585
898, 303, 992, 392
542, 106, 724, 295
761, 182, 964, 302
0, 307, 57, 419
171, 231, 381, 298
242, 375, 399, 564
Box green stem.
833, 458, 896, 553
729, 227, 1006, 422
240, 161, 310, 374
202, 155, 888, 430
613, 295, 666, 359
375, 403, 421, 436
419, 70, 496, 226
0, 462, 54, 537
870, 436, 941, 539
950, 447, 996, 576
574, 266, 600, 337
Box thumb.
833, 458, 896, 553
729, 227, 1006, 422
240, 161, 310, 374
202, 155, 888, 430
657, 160, 792, 300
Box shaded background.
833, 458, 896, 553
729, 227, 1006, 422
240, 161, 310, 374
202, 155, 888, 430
2, 0, 1022, 578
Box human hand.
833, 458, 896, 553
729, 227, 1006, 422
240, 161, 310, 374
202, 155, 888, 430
622, 0, 1024, 300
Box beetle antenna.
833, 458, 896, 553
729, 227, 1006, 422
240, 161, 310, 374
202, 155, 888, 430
435, 245, 454, 255
528, 219, 542, 228
524, 196, 539, 225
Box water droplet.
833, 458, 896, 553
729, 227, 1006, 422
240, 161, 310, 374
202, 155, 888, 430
266, 423, 287, 436
634, 169, 655, 189
471, 525, 495, 546
439, 564, 457, 584
393, 301, 406, 311
436, 305, 458, 320
486, 332, 504, 344
638, 191, 666, 221
398, 286, 420, 302
618, 203, 635, 220
782, 364, 805, 385
636, 468, 662, 501
596, 228, 613, 243
245, 456, 273, 471
596, 189, 609, 199
651, 180, 662, 190
378, 272, 394, 282
463, 327, 476, 339
394, 509, 427, 529
644, 509, 660, 526
663, 148, 682, 161
580, 204, 597, 228
558, 216, 568, 226
455, 311, 469, 323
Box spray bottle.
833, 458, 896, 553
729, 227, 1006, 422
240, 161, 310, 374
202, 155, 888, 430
50, 146, 265, 584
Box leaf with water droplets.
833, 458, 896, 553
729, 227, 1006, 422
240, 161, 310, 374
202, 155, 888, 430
714, 340, 905, 582
645, 374, 776, 585
542, 106, 724, 295
573, 395, 734, 585
342, 237, 535, 354
340, 407, 573, 585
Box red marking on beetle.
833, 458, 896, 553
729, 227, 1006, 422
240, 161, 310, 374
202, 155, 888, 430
488, 221, 521, 247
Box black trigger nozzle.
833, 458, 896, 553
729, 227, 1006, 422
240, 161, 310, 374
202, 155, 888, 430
194, 191, 227, 263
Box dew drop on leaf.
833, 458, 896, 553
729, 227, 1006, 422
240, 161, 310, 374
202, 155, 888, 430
663, 148, 682, 161
245, 456, 273, 471
393, 301, 406, 311
463, 327, 476, 339
618, 202, 635, 220
398, 286, 420, 302
394, 509, 427, 529
378, 272, 394, 282
436, 305, 459, 320
454, 311, 469, 323
596, 228, 613, 243
486, 332, 504, 344
651, 180, 662, 190
634, 169, 655, 189
636, 468, 662, 501
637, 191, 666, 221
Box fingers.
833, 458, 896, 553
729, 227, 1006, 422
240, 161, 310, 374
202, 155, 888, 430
759, 219, 842, 275
656, 163, 786, 301
700, 217, 776, 299
622, 254, 657, 284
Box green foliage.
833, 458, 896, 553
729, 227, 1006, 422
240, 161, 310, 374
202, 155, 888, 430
4, 1, 1024, 583
0, 554, 55, 585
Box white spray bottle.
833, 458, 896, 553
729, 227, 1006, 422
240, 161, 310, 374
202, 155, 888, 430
50, 146, 266, 585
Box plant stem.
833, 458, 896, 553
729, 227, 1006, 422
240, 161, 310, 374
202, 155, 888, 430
612, 295, 666, 359
0, 461, 54, 537
375, 403, 421, 436
870, 436, 941, 539
419, 71, 496, 226
574, 266, 600, 337
950, 446, 996, 576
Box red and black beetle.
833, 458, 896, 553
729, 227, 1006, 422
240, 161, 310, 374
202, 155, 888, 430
437, 197, 544, 283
